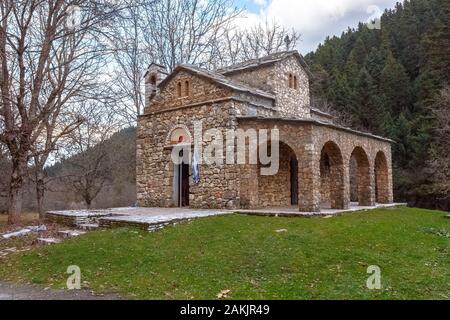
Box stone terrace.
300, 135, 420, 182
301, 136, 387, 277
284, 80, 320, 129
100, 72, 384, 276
46, 204, 406, 232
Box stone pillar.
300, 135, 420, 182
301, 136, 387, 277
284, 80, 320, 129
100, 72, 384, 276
239, 164, 259, 208
342, 158, 351, 209
387, 152, 394, 203
298, 143, 321, 212
366, 164, 376, 206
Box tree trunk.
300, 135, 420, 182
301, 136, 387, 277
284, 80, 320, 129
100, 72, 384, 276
7, 169, 24, 225
7, 155, 27, 225
36, 174, 46, 221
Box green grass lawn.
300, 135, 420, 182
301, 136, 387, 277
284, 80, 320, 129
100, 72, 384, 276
0, 207, 449, 300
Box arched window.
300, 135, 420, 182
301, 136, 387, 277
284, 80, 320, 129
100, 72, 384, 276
294, 76, 298, 89
177, 82, 182, 97
288, 74, 293, 88
185, 80, 190, 96
150, 75, 157, 86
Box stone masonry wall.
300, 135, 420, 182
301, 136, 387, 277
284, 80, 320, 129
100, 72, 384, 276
145, 70, 232, 114
236, 119, 393, 211
258, 142, 296, 207
225, 56, 311, 119
137, 99, 242, 209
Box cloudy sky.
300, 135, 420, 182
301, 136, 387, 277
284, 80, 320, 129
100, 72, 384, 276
236, 0, 400, 54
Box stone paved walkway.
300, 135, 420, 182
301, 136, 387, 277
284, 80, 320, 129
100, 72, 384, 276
100, 207, 230, 225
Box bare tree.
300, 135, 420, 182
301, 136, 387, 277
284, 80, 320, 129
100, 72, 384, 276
0, 143, 10, 210
109, 0, 150, 123
141, 0, 242, 72
0, 0, 122, 224
31, 107, 83, 219
60, 101, 120, 209
212, 19, 300, 68
428, 86, 450, 199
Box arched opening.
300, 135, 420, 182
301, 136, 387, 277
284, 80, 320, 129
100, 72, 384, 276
177, 82, 182, 97
294, 75, 298, 89
349, 147, 372, 206
375, 151, 389, 203
258, 141, 298, 207
288, 74, 293, 88
168, 126, 192, 145
184, 80, 190, 96
150, 75, 157, 86
320, 141, 345, 209
168, 126, 192, 207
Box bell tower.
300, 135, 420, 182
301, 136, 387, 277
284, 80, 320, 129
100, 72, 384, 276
144, 63, 168, 106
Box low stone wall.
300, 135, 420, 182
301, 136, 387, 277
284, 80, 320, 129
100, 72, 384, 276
45, 211, 112, 227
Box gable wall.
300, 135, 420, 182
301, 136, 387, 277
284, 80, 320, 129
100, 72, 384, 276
137, 100, 242, 209
144, 70, 233, 114
225, 56, 311, 119
272, 56, 310, 118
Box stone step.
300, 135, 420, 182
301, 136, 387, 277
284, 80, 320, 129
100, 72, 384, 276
147, 223, 171, 233
58, 230, 87, 238
77, 223, 99, 231
37, 237, 62, 245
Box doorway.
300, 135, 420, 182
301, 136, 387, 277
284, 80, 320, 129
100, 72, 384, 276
173, 149, 190, 208
179, 162, 190, 207
290, 157, 299, 205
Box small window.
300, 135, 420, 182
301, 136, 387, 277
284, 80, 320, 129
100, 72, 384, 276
150, 75, 157, 86
177, 82, 182, 97
288, 74, 293, 88
294, 76, 298, 89
185, 80, 190, 96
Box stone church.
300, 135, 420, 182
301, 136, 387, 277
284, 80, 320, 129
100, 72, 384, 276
137, 51, 394, 212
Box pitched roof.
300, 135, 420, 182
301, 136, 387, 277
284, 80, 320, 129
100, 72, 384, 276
216, 51, 311, 76
143, 62, 169, 78
236, 116, 394, 143
158, 64, 276, 100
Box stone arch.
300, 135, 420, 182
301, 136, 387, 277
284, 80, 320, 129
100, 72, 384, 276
349, 146, 372, 206
257, 140, 299, 207
375, 151, 389, 203
166, 125, 192, 145
320, 141, 345, 209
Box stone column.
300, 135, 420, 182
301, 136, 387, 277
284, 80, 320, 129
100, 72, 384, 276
341, 158, 351, 209
239, 164, 259, 208
366, 164, 376, 206
387, 151, 394, 203
298, 143, 321, 212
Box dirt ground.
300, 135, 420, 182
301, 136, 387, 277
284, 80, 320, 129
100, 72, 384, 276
0, 213, 123, 300
0, 281, 121, 300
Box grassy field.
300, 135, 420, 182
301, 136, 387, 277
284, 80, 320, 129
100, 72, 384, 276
0, 207, 449, 300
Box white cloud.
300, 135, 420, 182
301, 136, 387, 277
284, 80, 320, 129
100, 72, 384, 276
239, 0, 398, 53
252, 0, 267, 6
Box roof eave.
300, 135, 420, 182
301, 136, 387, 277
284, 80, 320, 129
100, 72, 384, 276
236, 116, 394, 144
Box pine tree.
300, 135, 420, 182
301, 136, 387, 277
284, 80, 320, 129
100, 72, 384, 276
380, 51, 412, 115
349, 68, 384, 133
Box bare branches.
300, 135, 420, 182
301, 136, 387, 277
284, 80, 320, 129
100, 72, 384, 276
0, 0, 125, 223
58, 101, 119, 209
212, 19, 300, 68
141, 0, 242, 71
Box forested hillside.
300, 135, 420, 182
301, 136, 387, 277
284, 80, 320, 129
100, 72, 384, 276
305, 0, 450, 209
